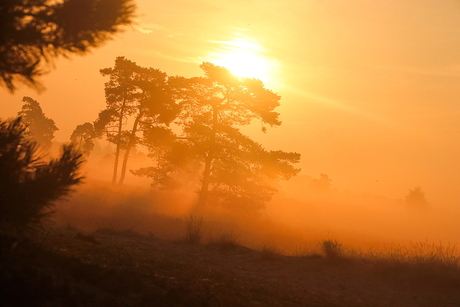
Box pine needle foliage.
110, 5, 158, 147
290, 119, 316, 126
0, 117, 84, 232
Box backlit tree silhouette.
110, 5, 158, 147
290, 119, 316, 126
0, 117, 84, 232
135, 63, 300, 212
18, 96, 58, 151
0, 0, 136, 92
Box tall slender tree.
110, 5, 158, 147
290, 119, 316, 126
98, 57, 178, 185
117, 67, 178, 185
99, 57, 139, 184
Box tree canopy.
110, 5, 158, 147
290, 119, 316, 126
405, 186, 429, 209
18, 96, 58, 150
0, 0, 136, 92
70, 122, 96, 157
134, 62, 301, 212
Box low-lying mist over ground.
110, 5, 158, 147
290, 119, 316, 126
53, 146, 460, 257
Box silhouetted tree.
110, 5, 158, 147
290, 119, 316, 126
0, 117, 84, 232
135, 63, 301, 212
0, 0, 136, 92
405, 186, 429, 208
98, 57, 139, 184
17, 96, 58, 150
118, 65, 178, 185
70, 122, 96, 157
98, 57, 178, 185
93, 109, 116, 134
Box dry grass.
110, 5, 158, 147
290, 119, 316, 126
208, 231, 240, 250
361, 241, 460, 277
290, 245, 312, 257
4, 221, 460, 307
289, 245, 323, 260
309, 238, 460, 284
312, 239, 460, 288
184, 215, 206, 244
320, 239, 345, 261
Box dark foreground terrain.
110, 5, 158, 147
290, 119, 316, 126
1, 226, 460, 307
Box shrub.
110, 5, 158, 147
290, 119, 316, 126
320, 239, 344, 260
0, 117, 84, 232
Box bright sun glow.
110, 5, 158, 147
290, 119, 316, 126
207, 38, 276, 85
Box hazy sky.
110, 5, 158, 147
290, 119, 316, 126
2, 0, 460, 206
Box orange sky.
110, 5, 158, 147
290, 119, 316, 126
1, 0, 460, 207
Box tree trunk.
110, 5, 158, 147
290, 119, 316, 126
118, 111, 143, 185
196, 107, 218, 211
112, 140, 121, 185
197, 153, 212, 210
112, 98, 127, 185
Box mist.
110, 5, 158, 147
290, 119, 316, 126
49, 140, 460, 256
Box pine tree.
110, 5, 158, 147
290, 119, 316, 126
0, 117, 84, 232
18, 96, 58, 151
135, 63, 300, 212
0, 0, 135, 92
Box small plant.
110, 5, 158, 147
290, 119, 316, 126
184, 215, 205, 244
320, 239, 344, 260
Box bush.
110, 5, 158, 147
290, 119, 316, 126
320, 239, 344, 260
0, 117, 84, 232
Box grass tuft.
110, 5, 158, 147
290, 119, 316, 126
184, 215, 206, 244
320, 239, 345, 261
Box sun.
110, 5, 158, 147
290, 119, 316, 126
207, 38, 275, 84
215, 51, 268, 79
